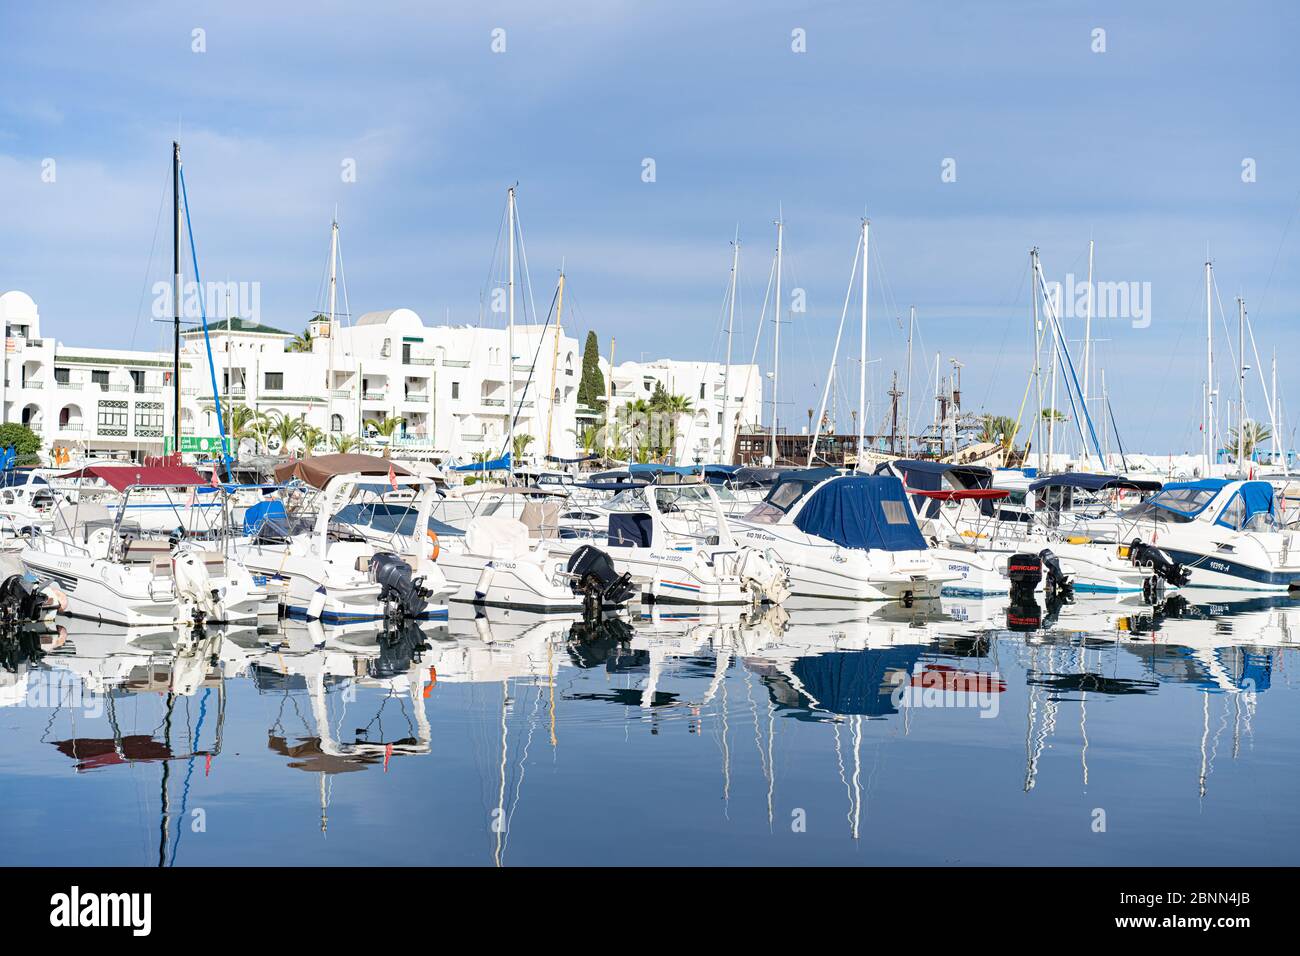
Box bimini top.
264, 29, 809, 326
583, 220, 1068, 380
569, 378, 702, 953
1029, 473, 1162, 493
56, 463, 208, 490
792, 474, 926, 552
274, 453, 413, 489
876, 459, 993, 490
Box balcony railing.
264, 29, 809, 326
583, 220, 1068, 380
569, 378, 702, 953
330, 389, 352, 399
56, 381, 80, 389
443, 359, 470, 368
481, 398, 505, 407
460, 432, 484, 441
58, 424, 84, 433
403, 393, 429, 403
362, 391, 386, 401
20, 380, 43, 389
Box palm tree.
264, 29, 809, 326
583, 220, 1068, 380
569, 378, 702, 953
286, 326, 314, 353
268, 410, 303, 455
979, 414, 1019, 455
1228, 419, 1272, 461
512, 433, 534, 462
363, 415, 405, 458
329, 433, 359, 454
300, 423, 326, 456
1040, 407, 1067, 423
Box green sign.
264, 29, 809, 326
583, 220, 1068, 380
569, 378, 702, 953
163, 436, 230, 455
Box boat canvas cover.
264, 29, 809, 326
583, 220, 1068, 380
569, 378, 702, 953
793, 475, 926, 552
56, 463, 207, 490
273, 453, 413, 488
1214, 480, 1277, 528
1028, 473, 1162, 493
876, 459, 992, 517
466, 515, 532, 559
451, 452, 511, 473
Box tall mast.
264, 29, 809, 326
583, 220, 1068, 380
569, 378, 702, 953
1237, 296, 1247, 471
506, 185, 516, 480
545, 269, 565, 458
857, 217, 869, 472
1030, 248, 1043, 473
1205, 258, 1214, 473
326, 215, 338, 431
1082, 239, 1094, 405
722, 232, 738, 465
604, 337, 615, 458
1272, 350, 1279, 471
769, 214, 783, 465
172, 141, 182, 456
1047, 320, 1058, 472
904, 305, 914, 458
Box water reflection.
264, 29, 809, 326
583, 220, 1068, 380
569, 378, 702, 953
1, 586, 1297, 866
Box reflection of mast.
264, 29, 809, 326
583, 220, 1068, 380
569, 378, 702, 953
158, 691, 175, 868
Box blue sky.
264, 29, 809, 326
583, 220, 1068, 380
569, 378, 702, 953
1, 1, 1296, 453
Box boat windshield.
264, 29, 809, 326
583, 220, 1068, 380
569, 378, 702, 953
1122, 486, 1217, 523
605, 488, 649, 513
744, 475, 817, 524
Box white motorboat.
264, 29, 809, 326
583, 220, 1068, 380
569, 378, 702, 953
21, 491, 268, 628
550, 476, 790, 606
234, 455, 452, 623
732, 469, 960, 602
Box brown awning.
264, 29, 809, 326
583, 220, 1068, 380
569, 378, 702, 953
272, 453, 413, 489
54, 464, 207, 490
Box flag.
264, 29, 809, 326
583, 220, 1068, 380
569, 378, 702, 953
211, 467, 221, 487
388, 463, 398, 492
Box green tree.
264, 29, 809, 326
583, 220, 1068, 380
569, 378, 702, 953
0, 422, 42, 465
268, 411, 303, 453
286, 326, 314, 353
512, 432, 534, 461
577, 331, 606, 412
329, 433, 359, 453
979, 414, 1019, 454
300, 423, 326, 456
1229, 419, 1272, 460
364, 415, 405, 458
1040, 407, 1066, 423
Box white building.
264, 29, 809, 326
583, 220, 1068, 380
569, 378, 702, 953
1, 289, 582, 465
599, 357, 763, 464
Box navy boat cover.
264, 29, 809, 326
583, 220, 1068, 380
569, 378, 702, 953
792, 475, 926, 552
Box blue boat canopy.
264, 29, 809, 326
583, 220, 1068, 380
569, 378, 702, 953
451, 452, 511, 473
875, 459, 991, 517
1213, 480, 1276, 529
792, 475, 927, 552
1029, 473, 1162, 493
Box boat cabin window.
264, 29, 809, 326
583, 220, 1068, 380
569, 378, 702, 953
1123, 486, 1217, 524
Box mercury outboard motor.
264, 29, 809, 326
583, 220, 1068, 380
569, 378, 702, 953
1007, 552, 1043, 603
1129, 539, 1191, 591
0, 573, 61, 628
370, 552, 432, 622
565, 545, 636, 615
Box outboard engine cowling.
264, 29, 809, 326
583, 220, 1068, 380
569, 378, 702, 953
565, 545, 636, 614
370, 552, 431, 621
1007, 552, 1042, 599
1129, 539, 1191, 588
1038, 548, 1073, 598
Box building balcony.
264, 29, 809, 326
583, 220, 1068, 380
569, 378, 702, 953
481, 397, 505, 407
460, 432, 484, 442
406, 356, 437, 366
19, 380, 43, 389
442, 359, 470, 368
56, 381, 81, 389
330, 389, 352, 399
402, 393, 430, 403
57, 423, 84, 433
362, 391, 387, 402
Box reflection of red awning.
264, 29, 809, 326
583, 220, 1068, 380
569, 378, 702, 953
909, 665, 1007, 694
54, 464, 207, 490
906, 488, 1010, 501
52, 735, 175, 771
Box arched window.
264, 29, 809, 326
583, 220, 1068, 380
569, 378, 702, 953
331, 414, 344, 433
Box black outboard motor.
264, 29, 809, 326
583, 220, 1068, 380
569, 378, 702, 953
1005, 596, 1042, 632
1007, 552, 1042, 603
1129, 539, 1191, 593
1038, 548, 1074, 599
566, 545, 636, 615
0, 574, 52, 628
370, 552, 432, 622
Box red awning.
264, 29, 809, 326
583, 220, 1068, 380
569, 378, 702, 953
906, 488, 1010, 501
55, 464, 208, 490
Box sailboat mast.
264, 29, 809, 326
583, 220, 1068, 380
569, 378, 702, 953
545, 270, 565, 458
605, 337, 615, 458
857, 217, 869, 472
1030, 248, 1043, 473
1082, 239, 1094, 404
1237, 296, 1246, 471
722, 233, 738, 465
172, 141, 182, 456
326, 216, 338, 430
1205, 258, 1214, 473
769, 215, 783, 465
507, 186, 516, 481
904, 305, 914, 458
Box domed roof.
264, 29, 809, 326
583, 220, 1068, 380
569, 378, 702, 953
0, 290, 39, 324
355, 308, 423, 333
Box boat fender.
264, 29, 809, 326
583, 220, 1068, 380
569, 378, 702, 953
475, 562, 496, 600
306, 585, 327, 621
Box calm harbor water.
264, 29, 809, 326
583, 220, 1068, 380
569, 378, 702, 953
2, 592, 1297, 867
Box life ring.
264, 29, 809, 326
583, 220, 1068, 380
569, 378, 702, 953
427, 528, 440, 561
